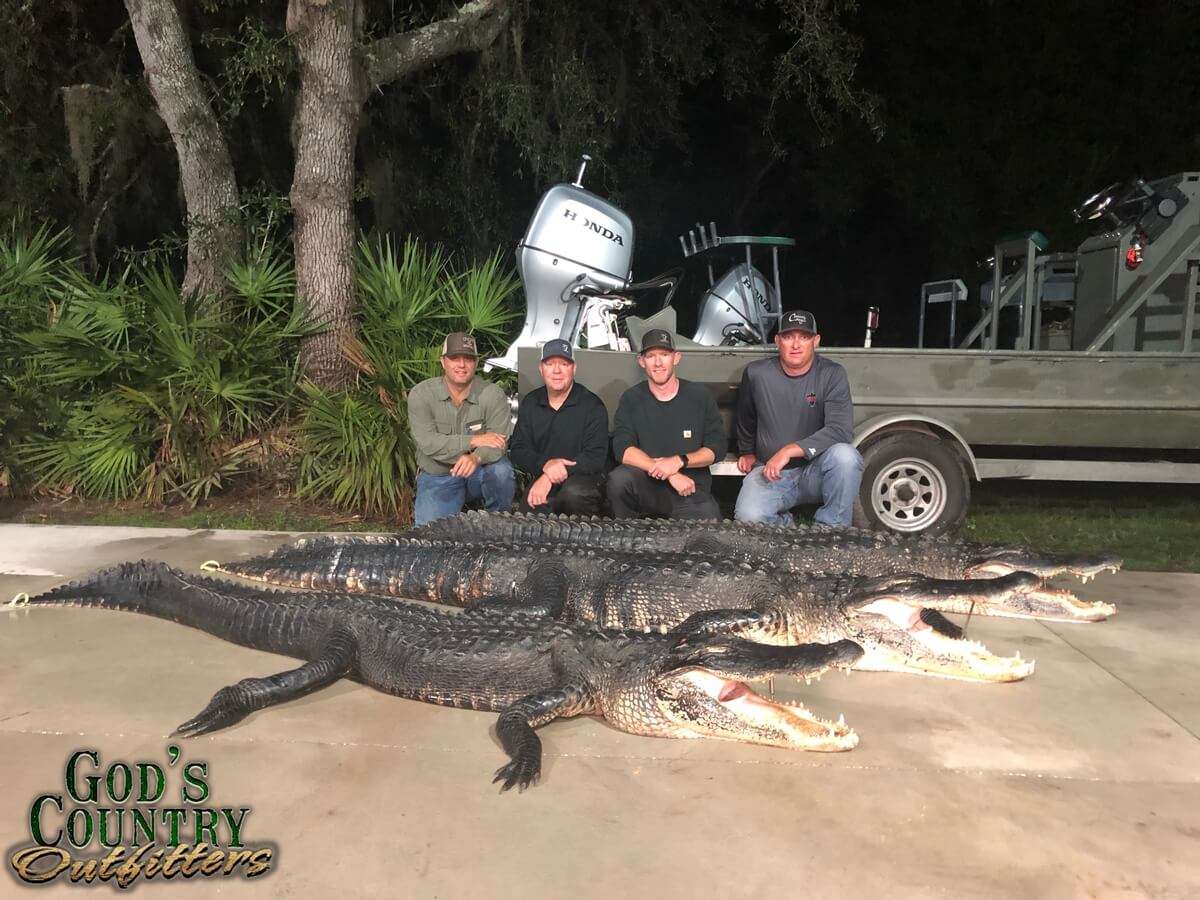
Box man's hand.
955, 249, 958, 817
542, 458, 575, 484
648, 455, 685, 480
469, 431, 507, 451
450, 452, 479, 479
667, 472, 695, 497
737, 453, 757, 475
526, 474, 552, 507
763, 445, 803, 481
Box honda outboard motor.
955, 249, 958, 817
693, 262, 779, 345
489, 156, 633, 371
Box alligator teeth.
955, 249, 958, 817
837, 714, 846, 728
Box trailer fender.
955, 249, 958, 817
853, 414, 980, 482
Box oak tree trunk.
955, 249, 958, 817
288, 0, 510, 388
124, 0, 240, 300
287, 0, 365, 390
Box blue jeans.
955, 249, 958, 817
734, 443, 864, 526
413, 458, 516, 526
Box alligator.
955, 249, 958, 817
10, 561, 864, 790
417, 511, 1124, 589
218, 537, 1042, 681
226, 532, 1114, 624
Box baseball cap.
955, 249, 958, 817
540, 339, 575, 363
639, 329, 676, 354
778, 310, 818, 335
441, 332, 478, 358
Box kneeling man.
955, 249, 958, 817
608, 329, 726, 519
509, 339, 609, 515
408, 332, 515, 525
734, 310, 863, 526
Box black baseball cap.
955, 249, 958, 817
540, 339, 575, 363
778, 310, 818, 335
639, 329, 676, 353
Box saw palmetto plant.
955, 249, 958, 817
14, 236, 311, 506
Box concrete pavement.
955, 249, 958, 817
1, 524, 1197, 898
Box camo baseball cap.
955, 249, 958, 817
639, 329, 676, 353
441, 332, 478, 358
779, 310, 818, 335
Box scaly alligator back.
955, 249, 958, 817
416, 511, 966, 578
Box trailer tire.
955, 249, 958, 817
853, 432, 970, 535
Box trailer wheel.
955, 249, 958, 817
853, 433, 970, 535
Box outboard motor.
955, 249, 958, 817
489, 156, 634, 371
692, 262, 780, 345
491, 155, 795, 369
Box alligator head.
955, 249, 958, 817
871, 570, 1116, 623
961, 544, 1123, 584
602, 635, 863, 753
837, 574, 1040, 682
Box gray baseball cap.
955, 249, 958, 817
540, 339, 575, 362
778, 310, 818, 335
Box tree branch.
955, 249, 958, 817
363, 0, 510, 91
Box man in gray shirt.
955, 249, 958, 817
733, 310, 863, 526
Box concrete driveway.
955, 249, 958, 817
1, 524, 1197, 898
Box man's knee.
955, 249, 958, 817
479, 458, 516, 508
556, 474, 604, 516
606, 465, 640, 498
483, 457, 516, 488
821, 443, 863, 474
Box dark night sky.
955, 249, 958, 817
613, 0, 1200, 348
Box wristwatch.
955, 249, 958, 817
678, 453, 689, 469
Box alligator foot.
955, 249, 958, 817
494, 685, 593, 792
493, 756, 541, 793
173, 636, 355, 738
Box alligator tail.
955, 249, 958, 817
12, 561, 304, 652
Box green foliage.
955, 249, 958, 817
12, 233, 311, 505
0, 216, 79, 492
294, 237, 519, 519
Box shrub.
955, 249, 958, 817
294, 236, 519, 520
14, 241, 313, 505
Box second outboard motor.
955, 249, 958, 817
489, 156, 634, 371
692, 263, 779, 345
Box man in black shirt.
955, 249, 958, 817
509, 339, 610, 515
608, 329, 726, 519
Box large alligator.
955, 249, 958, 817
11, 561, 863, 790
218, 537, 1042, 681
226, 531, 1114, 625
417, 511, 1124, 588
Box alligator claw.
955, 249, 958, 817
171, 687, 249, 738
493, 757, 541, 793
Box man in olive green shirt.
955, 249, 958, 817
408, 332, 515, 525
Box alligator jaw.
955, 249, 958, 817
965, 549, 1123, 583
852, 598, 1036, 683
662, 669, 859, 752
931, 582, 1117, 624
862, 571, 1117, 623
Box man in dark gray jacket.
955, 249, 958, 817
733, 310, 863, 526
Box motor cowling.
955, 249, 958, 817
692, 263, 778, 345
490, 182, 635, 370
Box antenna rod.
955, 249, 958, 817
573, 154, 593, 187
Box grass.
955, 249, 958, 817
2, 480, 1197, 572
962, 480, 1200, 573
